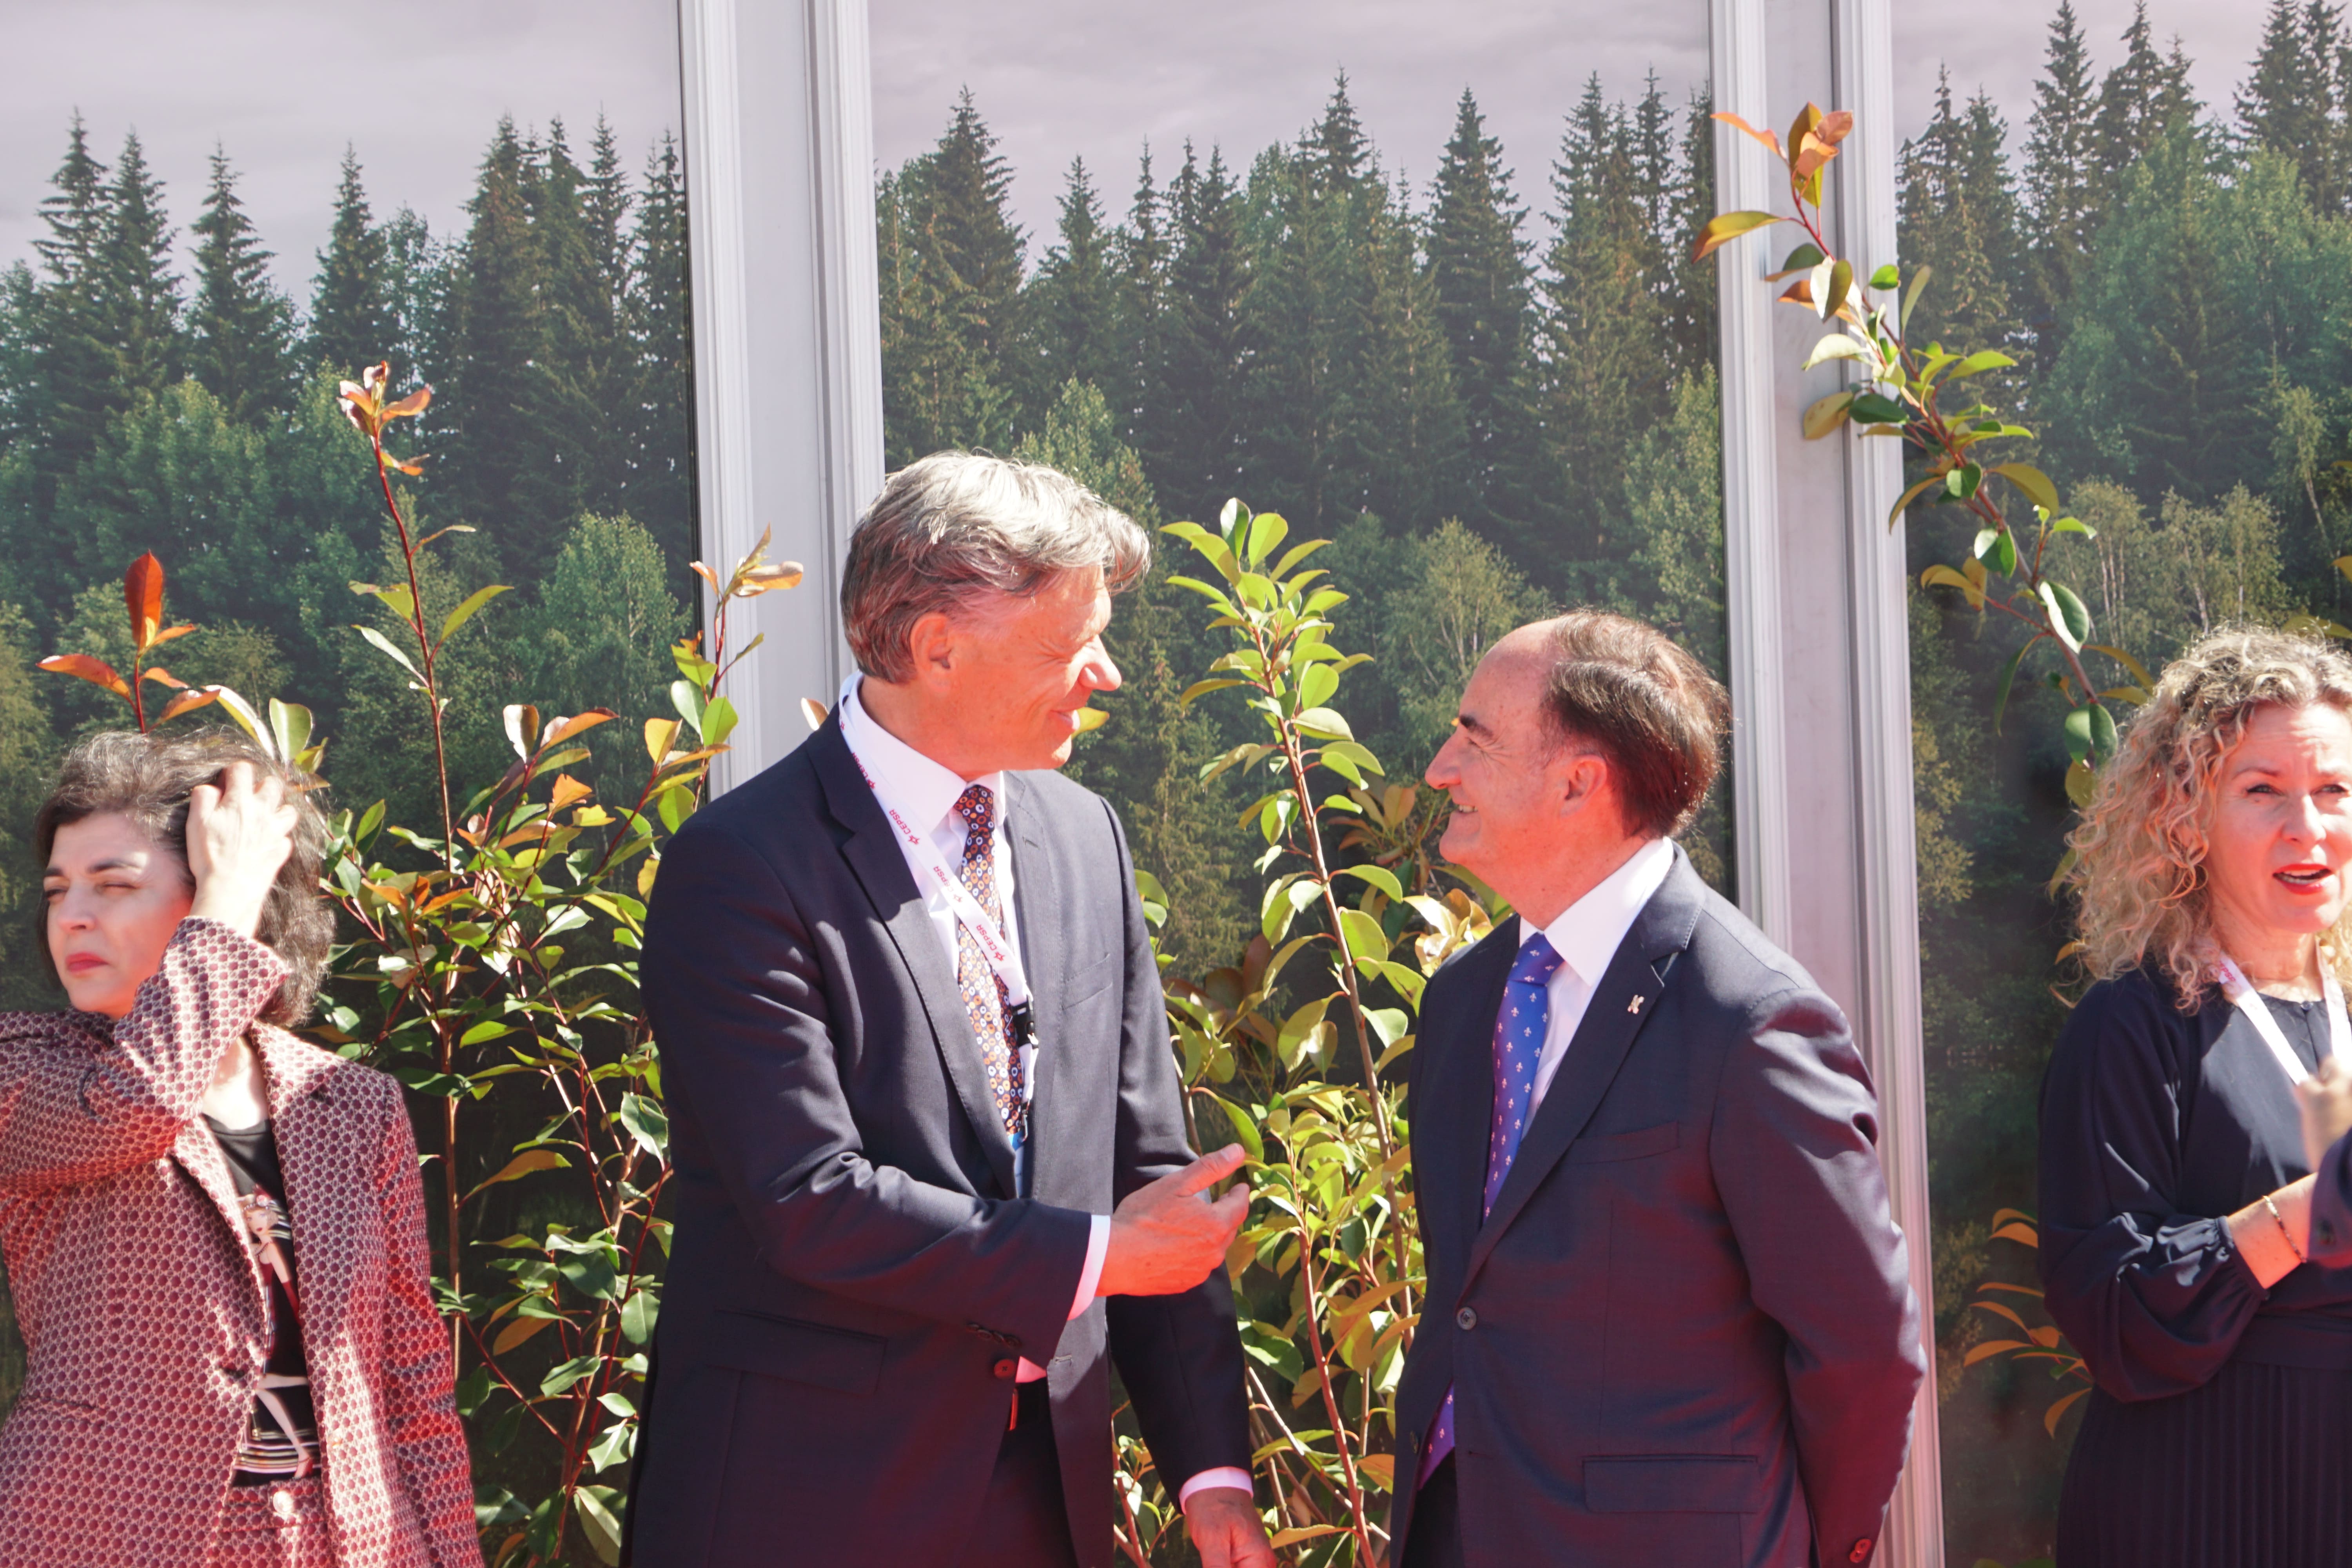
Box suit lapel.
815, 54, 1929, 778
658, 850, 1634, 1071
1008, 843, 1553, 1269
1463, 852, 1706, 1288
815, 717, 1019, 1196
1421, 928, 1515, 1279
1005, 775, 1066, 1197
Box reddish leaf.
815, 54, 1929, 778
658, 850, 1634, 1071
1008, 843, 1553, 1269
1814, 109, 1855, 147
383, 384, 434, 420
1711, 111, 1783, 158
37, 653, 131, 699
549, 773, 593, 813
139, 665, 187, 688
124, 552, 165, 648
686, 561, 722, 593
148, 623, 200, 646
541, 708, 618, 748
157, 688, 220, 723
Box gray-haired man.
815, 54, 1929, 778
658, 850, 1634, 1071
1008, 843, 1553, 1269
627, 453, 1272, 1568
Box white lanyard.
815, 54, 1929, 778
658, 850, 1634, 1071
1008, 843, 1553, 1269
843, 745, 1034, 1015
2215, 955, 2347, 1088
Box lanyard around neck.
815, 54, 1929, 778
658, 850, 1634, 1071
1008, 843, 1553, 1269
2214, 955, 2347, 1089
845, 744, 1033, 1012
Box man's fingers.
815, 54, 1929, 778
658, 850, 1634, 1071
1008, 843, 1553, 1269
1171, 1143, 1248, 1197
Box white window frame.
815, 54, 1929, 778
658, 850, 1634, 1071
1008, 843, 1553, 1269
681, 0, 1942, 1561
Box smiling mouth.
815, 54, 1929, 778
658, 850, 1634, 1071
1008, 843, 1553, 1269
2278, 865, 2335, 888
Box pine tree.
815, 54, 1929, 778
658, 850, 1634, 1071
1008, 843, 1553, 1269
378, 207, 440, 384
439, 117, 548, 570
1341, 176, 1465, 531
307, 149, 394, 377
1149, 145, 1250, 520
94, 131, 183, 406
921, 90, 1026, 417
1899, 78, 2030, 406
1111, 149, 1168, 447
1309, 72, 1373, 196
1026, 158, 1118, 402
1667, 87, 1719, 377
23, 116, 119, 501
1426, 89, 1532, 526
524, 117, 602, 529
622, 132, 695, 580
2236, 0, 2342, 212
2024, 0, 2100, 352
2093, 3, 2201, 195
187, 147, 294, 423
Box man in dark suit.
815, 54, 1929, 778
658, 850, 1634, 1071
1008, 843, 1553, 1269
628, 453, 1273, 1568
1390, 611, 1926, 1568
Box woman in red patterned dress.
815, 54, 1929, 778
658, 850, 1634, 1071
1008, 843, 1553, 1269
0, 731, 480, 1568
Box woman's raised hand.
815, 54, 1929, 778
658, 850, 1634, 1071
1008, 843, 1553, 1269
185, 760, 298, 938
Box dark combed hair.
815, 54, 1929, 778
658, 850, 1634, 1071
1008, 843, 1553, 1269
34, 729, 332, 1026
1536, 611, 1730, 840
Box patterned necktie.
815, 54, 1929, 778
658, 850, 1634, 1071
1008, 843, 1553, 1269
953, 783, 1025, 1140
1420, 931, 1565, 1486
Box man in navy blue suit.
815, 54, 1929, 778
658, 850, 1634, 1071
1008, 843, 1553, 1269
1390, 611, 1925, 1568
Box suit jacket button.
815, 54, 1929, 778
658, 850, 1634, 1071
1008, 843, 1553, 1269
1455, 1307, 1477, 1330
993, 1358, 1018, 1379
1849, 1539, 1872, 1563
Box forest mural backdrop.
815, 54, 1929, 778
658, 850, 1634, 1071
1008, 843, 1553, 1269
0, 0, 2336, 1557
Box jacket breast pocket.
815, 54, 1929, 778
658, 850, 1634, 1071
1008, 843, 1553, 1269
1063, 951, 1117, 1009
1567, 1122, 1679, 1164
704, 1310, 886, 1396
1584, 1454, 1759, 1513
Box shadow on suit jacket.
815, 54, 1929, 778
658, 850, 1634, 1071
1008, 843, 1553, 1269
623, 714, 1249, 1568
1390, 848, 1925, 1568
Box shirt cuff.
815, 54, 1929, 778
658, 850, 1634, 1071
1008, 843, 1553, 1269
1070, 1213, 1111, 1318
1177, 1468, 1255, 1508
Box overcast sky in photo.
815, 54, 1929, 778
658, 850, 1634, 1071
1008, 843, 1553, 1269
0, 0, 2283, 299
0, 0, 683, 295
869, 0, 1711, 249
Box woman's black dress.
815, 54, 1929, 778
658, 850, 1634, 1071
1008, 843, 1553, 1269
2040, 969, 2352, 1567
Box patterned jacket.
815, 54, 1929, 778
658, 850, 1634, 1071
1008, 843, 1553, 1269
0, 918, 482, 1568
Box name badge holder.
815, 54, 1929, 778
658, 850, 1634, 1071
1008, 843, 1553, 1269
2215, 955, 2348, 1089
846, 744, 1039, 1137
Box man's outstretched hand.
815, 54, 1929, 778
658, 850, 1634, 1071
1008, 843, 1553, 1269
1184, 1486, 1275, 1568
1096, 1143, 1250, 1298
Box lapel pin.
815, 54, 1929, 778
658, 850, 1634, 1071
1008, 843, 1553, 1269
1627, 994, 1646, 1014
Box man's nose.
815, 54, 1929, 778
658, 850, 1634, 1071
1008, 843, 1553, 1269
1425, 731, 1462, 789
1083, 644, 1122, 695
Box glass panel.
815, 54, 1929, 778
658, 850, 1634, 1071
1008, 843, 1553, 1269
869, 7, 1722, 1559
1896, 5, 2332, 1559
0, 0, 691, 1443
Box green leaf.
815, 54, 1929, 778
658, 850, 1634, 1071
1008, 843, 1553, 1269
557, 1248, 623, 1303
670, 678, 706, 730
541, 1353, 604, 1399
621, 1287, 660, 1346
2040, 582, 2090, 650
618, 1093, 668, 1159
1297, 663, 1339, 711
1990, 641, 2031, 734
1991, 463, 2059, 514
1972, 527, 2017, 577
1244, 509, 1289, 567
1901, 264, 1932, 330
1868, 262, 1900, 289
2048, 515, 2096, 539
354, 624, 423, 683
437, 584, 512, 648
700, 695, 739, 749
1801, 333, 1867, 370
2063, 707, 2094, 764
1945, 464, 1983, 501
267, 699, 313, 764
1338, 907, 1389, 964
2087, 644, 2153, 688
350, 580, 417, 624
1336, 864, 1405, 904
1947, 350, 2017, 382
1293, 706, 1353, 740
1817, 257, 1853, 319
573, 1485, 625, 1567
1771, 241, 1826, 278
462, 1147, 570, 1201
1849, 391, 1907, 426
1691, 209, 1784, 262
1802, 390, 1855, 440
1204, 1092, 1265, 1166
2088, 701, 2118, 762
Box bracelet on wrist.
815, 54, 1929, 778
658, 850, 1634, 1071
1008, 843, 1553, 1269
2266, 1193, 2307, 1265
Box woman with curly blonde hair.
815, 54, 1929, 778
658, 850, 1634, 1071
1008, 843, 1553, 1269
2040, 626, 2352, 1567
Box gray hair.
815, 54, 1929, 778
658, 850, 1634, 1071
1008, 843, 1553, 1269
842, 450, 1151, 682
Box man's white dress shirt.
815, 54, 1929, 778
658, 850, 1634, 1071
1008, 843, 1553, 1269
838, 680, 1252, 1505
1517, 837, 1676, 1114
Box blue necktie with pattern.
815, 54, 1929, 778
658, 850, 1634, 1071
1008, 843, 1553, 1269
953, 783, 1025, 1142
1419, 931, 1564, 1485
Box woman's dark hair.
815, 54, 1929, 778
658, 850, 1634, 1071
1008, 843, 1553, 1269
34, 728, 332, 1026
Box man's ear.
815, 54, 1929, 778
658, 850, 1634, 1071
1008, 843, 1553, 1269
902, 610, 962, 683
1554, 751, 1613, 820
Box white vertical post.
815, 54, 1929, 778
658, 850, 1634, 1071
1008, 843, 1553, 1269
1713, 0, 1795, 946
1832, 0, 1944, 1559
1714, 0, 1943, 1561
678, 0, 884, 791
